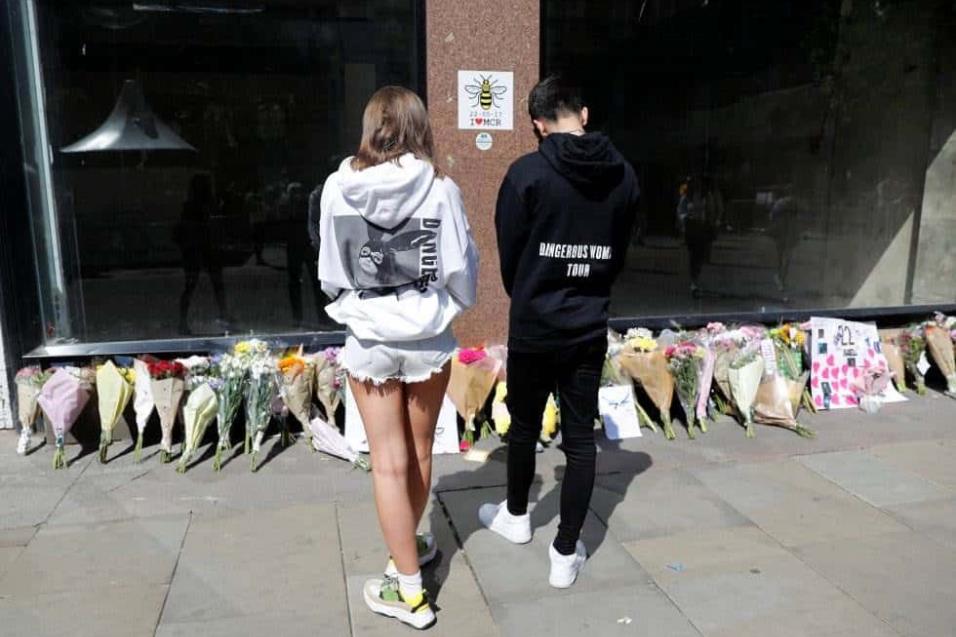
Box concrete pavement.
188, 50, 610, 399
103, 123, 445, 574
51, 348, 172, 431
1, 392, 955, 636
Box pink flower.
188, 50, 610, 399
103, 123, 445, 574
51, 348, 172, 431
458, 348, 487, 365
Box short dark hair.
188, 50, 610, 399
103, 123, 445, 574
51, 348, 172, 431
528, 75, 584, 122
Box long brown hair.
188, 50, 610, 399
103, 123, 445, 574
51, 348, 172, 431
351, 86, 440, 175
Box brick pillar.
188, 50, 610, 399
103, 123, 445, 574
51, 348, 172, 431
426, 0, 540, 346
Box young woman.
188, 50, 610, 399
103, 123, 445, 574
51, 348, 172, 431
318, 86, 478, 630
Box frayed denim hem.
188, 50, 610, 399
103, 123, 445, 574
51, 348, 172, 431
341, 349, 453, 386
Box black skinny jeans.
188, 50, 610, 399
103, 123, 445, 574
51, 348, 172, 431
506, 337, 606, 555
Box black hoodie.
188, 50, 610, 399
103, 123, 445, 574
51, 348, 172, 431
495, 132, 639, 352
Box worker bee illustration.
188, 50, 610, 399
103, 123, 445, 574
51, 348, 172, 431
464, 75, 507, 111
358, 227, 436, 282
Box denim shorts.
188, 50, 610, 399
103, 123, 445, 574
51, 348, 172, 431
339, 328, 457, 385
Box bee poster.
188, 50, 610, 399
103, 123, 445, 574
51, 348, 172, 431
808, 317, 906, 410
458, 70, 514, 130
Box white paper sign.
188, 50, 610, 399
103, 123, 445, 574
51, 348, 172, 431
458, 70, 514, 130
345, 385, 459, 455
809, 317, 906, 410
759, 338, 778, 377
599, 385, 642, 440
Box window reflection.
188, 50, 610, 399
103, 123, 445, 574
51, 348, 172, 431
25, 0, 421, 342
544, 0, 956, 318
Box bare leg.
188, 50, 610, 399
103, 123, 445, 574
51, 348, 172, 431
349, 376, 419, 575
404, 364, 451, 526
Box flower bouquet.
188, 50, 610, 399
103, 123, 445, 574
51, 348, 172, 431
38, 367, 94, 469
278, 350, 316, 446
447, 347, 502, 443
211, 352, 246, 471
769, 323, 816, 413
618, 328, 675, 439
147, 359, 187, 463
315, 347, 345, 423
176, 382, 218, 473
879, 329, 908, 394
849, 363, 893, 414
728, 348, 764, 438
490, 381, 511, 437
604, 331, 657, 433
665, 340, 706, 439
924, 322, 956, 397
753, 373, 815, 437
96, 361, 134, 463
308, 415, 370, 471
898, 325, 928, 395
14, 366, 52, 455
541, 393, 560, 443
131, 358, 156, 461
245, 352, 278, 471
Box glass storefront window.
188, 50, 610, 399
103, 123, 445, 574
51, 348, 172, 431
543, 0, 956, 320
9, 0, 423, 345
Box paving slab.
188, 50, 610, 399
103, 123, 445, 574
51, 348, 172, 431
338, 497, 498, 636
796, 449, 954, 507
158, 503, 348, 632
625, 527, 896, 637
156, 611, 326, 637
0, 546, 23, 579
439, 486, 654, 608
0, 525, 37, 548
884, 496, 956, 552
0, 479, 73, 529
591, 469, 752, 543
492, 585, 701, 637
794, 530, 956, 637
0, 514, 188, 597
0, 583, 168, 637
694, 459, 909, 547
869, 438, 956, 489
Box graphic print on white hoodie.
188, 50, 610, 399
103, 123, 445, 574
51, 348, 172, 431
319, 153, 478, 342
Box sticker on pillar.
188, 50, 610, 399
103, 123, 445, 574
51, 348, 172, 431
475, 132, 493, 151
458, 70, 514, 130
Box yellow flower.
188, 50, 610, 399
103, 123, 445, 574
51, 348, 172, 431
628, 335, 658, 352
234, 341, 251, 355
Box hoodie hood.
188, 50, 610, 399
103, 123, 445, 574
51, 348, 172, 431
336, 153, 435, 229
539, 132, 625, 191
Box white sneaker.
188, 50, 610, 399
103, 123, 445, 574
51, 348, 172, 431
478, 500, 532, 544
549, 540, 587, 588
16, 428, 31, 456
385, 533, 438, 577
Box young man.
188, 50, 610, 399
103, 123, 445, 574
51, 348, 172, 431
479, 76, 639, 587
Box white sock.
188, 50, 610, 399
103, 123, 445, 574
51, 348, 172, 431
397, 570, 423, 600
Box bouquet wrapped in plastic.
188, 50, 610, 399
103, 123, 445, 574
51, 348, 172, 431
924, 322, 956, 397
850, 363, 893, 414
879, 329, 908, 394
131, 357, 156, 461
490, 381, 511, 437
728, 348, 764, 438
245, 353, 278, 471
447, 347, 502, 442
176, 382, 218, 473
38, 367, 94, 469
14, 366, 52, 455
308, 415, 370, 471
619, 328, 676, 439
753, 373, 814, 437
314, 347, 345, 422
147, 359, 187, 463
898, 325, 928, 395
211, 352, 246, 471
604, 330, 657, 433
278, 350, 316, 445
96, 361, 134, 463
769, 323, 816, 413
664, 340, 706, 439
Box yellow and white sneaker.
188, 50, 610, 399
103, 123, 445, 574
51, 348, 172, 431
363, 576, 436, 630
384, 533, 437, 576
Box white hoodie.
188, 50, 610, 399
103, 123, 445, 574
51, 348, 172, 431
318, 154, 478, 342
